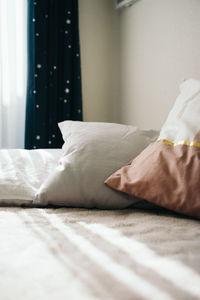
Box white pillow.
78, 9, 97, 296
36, 121, 158, 209
0, 149, 62, 206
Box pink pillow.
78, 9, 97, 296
105, 79, 200, 219
105, 141, 200, 218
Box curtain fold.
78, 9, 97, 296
25, 0, 82, 149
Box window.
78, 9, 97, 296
0, 0, 27, 148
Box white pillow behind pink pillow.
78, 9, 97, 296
36, 121, 158, 209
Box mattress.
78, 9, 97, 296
0, 206, 199, 300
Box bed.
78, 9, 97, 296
0, 148, 200, 300
1, 206, 200, 300
1, 88, 200, 300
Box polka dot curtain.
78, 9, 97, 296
25, 0, 82, 149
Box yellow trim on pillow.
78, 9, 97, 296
158, 139, 200, 148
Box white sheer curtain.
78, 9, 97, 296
0, 0, 27, 148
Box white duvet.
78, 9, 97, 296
0, 149, 62, 206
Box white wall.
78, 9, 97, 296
79, 0, 119, 123
119, 0, 200, 130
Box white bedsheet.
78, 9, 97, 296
0, 149, 62, 205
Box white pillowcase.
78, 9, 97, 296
36, 121, 158, 209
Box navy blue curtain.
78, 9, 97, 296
25, 0, 82, 149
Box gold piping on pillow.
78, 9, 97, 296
157, 139, 200, 148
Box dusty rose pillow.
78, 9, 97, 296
105, 79, 200, 219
